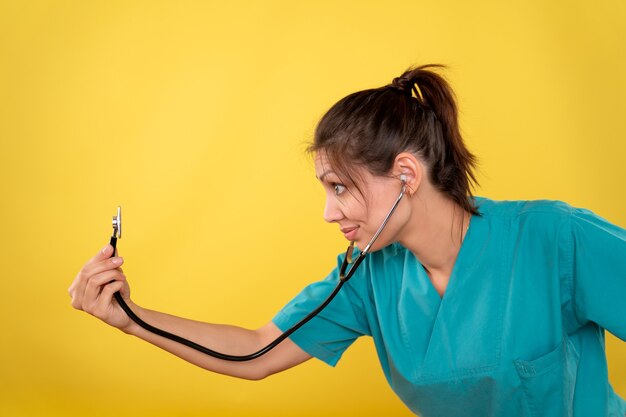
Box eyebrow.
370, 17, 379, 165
317, 170, 335, 182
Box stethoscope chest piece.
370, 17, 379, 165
112, 206, 122, 239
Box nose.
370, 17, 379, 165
323, 196, 343, 223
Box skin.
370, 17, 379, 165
316, 151, 471, 297
68, 150, 470, 379
68, 246, 311, 380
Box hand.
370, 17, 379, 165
68, 244, 135, 332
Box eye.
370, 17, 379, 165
332, 183, 346, 196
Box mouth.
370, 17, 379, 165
341, 226, 359, 241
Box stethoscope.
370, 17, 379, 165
108, 176, 407, 361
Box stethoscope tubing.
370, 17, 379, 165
110, 235, 359, 361
109, 180, 405, 361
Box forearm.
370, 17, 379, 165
70, 247, 309, 378
122, 303, 271, 380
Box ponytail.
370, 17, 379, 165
390, 65, 479, 214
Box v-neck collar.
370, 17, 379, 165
373, 197, 505, 385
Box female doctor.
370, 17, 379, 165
69, 65, 626, 416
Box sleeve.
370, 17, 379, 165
569, 207, 626, 341
272, 253, 371, 367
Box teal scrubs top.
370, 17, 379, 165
272, 197, 626, 416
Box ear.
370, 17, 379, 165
392, 152, 423, 196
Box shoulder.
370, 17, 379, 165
472, 196, 577, 231
471, 196, 626, 243
473, 196, 574, 219
468, 196, 583, 246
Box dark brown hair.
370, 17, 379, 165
309, 64, 479, 215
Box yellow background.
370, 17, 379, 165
1, 1, 625, 416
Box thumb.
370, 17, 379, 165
97, 243, 117, 260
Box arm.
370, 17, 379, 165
124, 308, 312, 380
68, 244, 311, 380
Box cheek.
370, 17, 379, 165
366, 196, 409, 232
345, 203, 368, 223
334, 194, 367, 221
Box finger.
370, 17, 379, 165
83, 243, 120, 273
117, 277, 131, 301
89, 268, 126, 292
70, 271, 92, 310
69, 267, 100, 310
81, 268, 125, 311
94, 280, 125, 318
70, 256, 124, 310
70, 279, 85, 310
80, 256, 124, 285
83, 269, 126, 309
93, 244, 116, 263
71, 245, 120, 289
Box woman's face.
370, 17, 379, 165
314, 153, 410, 252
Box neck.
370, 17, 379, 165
398, 185, 470, 277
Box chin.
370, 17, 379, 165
352, 240, 365, 252
356, 239, 390, 253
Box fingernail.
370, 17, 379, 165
102, 245, 110, 254
111, 257, 123, 264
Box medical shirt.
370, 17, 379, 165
273, 197, 626, 416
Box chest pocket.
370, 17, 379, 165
513, 336, 580, 417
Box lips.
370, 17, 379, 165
341, 226, 359, 241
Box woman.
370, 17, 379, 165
69, 65, 626, 416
